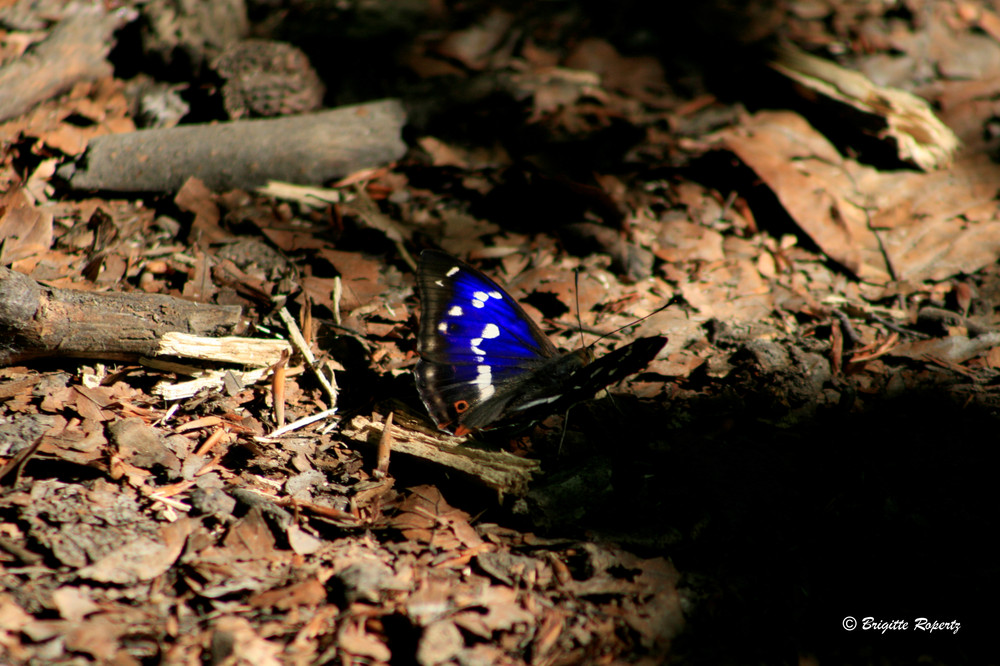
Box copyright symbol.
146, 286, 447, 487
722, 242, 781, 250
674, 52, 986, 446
842, 616, 857, 631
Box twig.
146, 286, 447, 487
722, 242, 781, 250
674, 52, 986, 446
61, 100, 407, 192
260, 408, 339, 439
272, 349, 290, 428
0, 534, 43, 566
277, 306, 339, 408
832, 309, 862, 348
376, 412, 393, 476
0, 436, 44, 486
0, 266, 245, 365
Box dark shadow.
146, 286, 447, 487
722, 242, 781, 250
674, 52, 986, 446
517, 378, 999, 664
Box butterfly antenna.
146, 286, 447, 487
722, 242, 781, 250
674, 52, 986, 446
586, 300, 671, 350
557, 404, 575, 456
573, 268, 587, 349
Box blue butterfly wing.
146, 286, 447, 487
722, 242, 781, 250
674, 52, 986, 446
415, 250, 562, 433
415, 250, 668, 436
418, 251, 558, 364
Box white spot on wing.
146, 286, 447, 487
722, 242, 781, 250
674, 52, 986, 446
488, 290, 502, 299
471, 290, 490, 309
481, 323, 500, 339
513, 395, 562, 410
470, 338, 485, 355
437, 322, 448, 334
447, 305, 463, 317
446, 266, 460, 277
475, 365, 495, 399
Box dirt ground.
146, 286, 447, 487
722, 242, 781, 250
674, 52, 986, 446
1, 0, 998, 664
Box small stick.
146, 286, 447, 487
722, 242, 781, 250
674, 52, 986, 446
195, 427, 228, 457
277, 306, 339, 408
272, 349, 290, 428
376, 412, 393, 476
61, 100, 407, 192
260, 408, 339, 439
0, 436, 44, 486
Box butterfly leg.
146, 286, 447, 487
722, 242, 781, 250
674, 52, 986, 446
557, 404, 576, 456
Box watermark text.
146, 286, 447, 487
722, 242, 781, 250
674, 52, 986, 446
841, 616, 960, 635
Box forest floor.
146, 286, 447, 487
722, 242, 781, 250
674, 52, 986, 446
1, 0, 999, 664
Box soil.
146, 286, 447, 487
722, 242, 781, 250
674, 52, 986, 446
1, 1, 997, 664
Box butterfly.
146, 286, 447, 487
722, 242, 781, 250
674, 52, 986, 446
415, 249, 667, 437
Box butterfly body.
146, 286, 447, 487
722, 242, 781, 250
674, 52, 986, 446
415, 250, 666, 436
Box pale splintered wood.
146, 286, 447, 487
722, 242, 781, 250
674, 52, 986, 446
343, 413, 541, 499
156, 332, 290, 366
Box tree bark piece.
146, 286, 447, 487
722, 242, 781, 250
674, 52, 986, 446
61, 99, 408, 192
0, 7, 131, 122
0, 266, 245, 365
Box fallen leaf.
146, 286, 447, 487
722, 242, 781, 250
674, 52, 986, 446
78, 518, 194, 584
